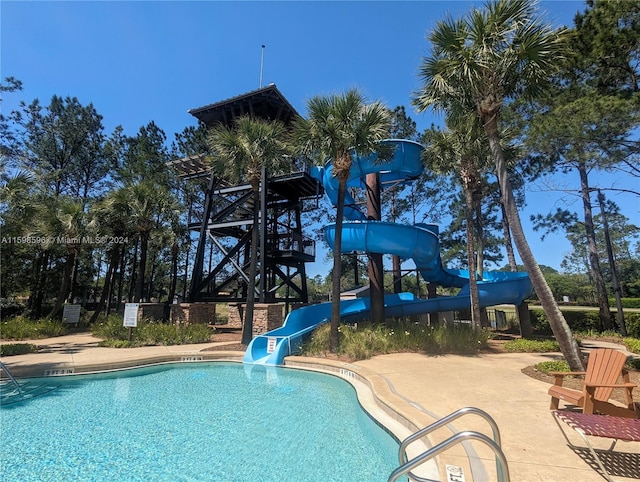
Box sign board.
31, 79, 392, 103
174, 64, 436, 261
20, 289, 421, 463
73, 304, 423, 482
123, 303, 139, 327
445, 465, 466, 482
266, 337, 277, 354
62, 304, 81, 324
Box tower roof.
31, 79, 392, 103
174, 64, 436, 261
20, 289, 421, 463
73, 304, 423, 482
188, 83, 299, 128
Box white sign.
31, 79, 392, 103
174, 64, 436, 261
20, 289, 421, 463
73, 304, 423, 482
266, 337, 277, 353
446, 465, 466, 482
123, 303, 139, 327
62, 304, 81, 324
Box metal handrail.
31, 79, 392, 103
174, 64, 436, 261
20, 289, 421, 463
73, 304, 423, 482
0, 361, 23, 396
389, 407, 509, 482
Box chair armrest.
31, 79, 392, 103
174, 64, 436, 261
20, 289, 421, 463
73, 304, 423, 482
549, 371, 586, 377
550, 371, 586, 387
585, 382, 637, 389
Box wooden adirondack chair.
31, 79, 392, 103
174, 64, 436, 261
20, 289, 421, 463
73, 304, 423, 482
549, 348, 638, 419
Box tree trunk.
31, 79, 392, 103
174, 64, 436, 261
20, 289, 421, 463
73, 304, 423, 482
113, 246, 126, 314
500, 200, 518, 271
330, 177, 348, 352
241, 186, 260, 346
48, 249, 76, 319
392, 255, 402, 294
366, 172, 385, 325
30, 250, 50, 317
578, 162, 612, 330
90, 245, 119, 323
128, 241, 138, 302
134, 232, 149, 302
597, 190, 626, 335
498, 186, 531, 336
390, 189, 402, 293
484, 117, 584, 371
474, 195, 484, 279
168, 242, 179, 304
463, 184, 482, 329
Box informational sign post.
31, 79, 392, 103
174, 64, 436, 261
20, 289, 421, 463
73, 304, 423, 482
123, 303, 139, 341
62, 304, 81, 324
123, 303, 139, 327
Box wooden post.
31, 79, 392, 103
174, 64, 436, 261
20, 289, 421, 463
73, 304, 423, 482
366, 172, 385, 324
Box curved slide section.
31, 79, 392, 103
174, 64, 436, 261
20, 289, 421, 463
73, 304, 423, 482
309, 139, 424, 221
325, 221, 532, 305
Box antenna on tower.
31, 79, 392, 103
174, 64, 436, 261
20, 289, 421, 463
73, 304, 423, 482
259, 44, 266, 88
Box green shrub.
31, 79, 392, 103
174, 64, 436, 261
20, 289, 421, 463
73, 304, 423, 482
301, 322, 490, 361
626, 358, 640, 370
503, 338, 560, 353
430, 323, 491, 353
91, 315, 213, 347
90, 314, 131, 341
625, 314, 640, 338
564, 311, 602, 332
623, 337, 640, 354
1, 316, 68, 340
534, 360, 570, 374
340, 324, 391, 360
0, 298, 24, 318
530, 309, 640, 338
528, 310, 551, 334
0, 343, 38, 356
613, 298, 640, 309
574, 329, 622, 340
302, 322, 332, 355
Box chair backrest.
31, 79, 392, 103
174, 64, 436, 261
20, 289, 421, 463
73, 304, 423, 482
584, 348, 628, 402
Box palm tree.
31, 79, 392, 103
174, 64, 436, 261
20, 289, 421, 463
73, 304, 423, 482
413, 0, 584, 370
208, 116, 292, 346
26, 196, 93, 318
89, 187, 135, 322
423, 113, 491, 329
293, 89, 390, 352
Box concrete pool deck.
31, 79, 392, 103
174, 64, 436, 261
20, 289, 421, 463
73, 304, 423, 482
2, 333, 639, 482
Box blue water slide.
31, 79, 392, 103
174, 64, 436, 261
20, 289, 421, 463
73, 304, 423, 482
325, 220, 532, 307
309, 139, 424, 221
242, 293, 417, 365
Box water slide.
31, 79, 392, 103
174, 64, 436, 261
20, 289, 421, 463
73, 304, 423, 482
310, 139, 424, 221
243, 139, 532, 365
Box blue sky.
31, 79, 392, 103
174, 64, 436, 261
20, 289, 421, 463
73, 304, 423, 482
2, 1, 638, 278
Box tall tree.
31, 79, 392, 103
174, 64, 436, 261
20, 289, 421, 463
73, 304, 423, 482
89, 188, 135, 321
15, 96, 105, 197
423, 114, 492, 328
208, 116, 292, 345
413, 0, 584, 370
518, 0, 640, 332
4, 95, 108, 316
293, 89, 390, 351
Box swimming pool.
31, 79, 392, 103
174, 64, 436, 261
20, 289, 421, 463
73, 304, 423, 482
1, 362, 401, 481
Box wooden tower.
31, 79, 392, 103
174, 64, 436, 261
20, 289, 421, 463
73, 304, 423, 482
169, 84, 323, 304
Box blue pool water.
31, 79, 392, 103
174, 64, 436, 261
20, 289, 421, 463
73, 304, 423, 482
1, 362, 400, 481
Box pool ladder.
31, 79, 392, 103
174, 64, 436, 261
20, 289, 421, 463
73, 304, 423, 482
0, 360, 24, 396
388, 407, 510, 482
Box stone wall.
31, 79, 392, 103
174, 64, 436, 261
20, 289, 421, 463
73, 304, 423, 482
137, 303, 166, 321
227, 303, 284, 337
170, 303, 216, 325
252, 304, 284, 338
117, 302, 216, 325
227, 303, 244, 329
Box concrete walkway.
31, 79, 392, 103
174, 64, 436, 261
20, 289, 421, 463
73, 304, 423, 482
2, 334, 639, 481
